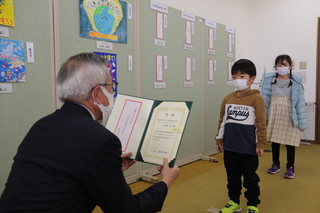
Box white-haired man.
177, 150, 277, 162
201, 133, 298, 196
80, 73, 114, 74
0, 52, 179, 213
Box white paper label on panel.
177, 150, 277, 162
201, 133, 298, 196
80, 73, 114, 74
128, 55, 133, 71
150, 1, 168, 13
0, 26, 9, 37
26, 42, 35, 63
192, 22, 195, 35
164, 14, 168, 28
181, 11, 195, 22
128, 3, 133, 19
205, 19, 217, 28
184, 44, 193, 51
164, 56, 168, 70
154, 82, 166, 88
192, 58, 196, 71
226, 26, 235, 34
0, 83, 12, 93
154, 39, 166, 46
207, 81, 215, 87
227, 53, 233, 58
208, 49, 215, 55
227, 81, 233, 86
97, 41, 113, 50
184, 81, 193, 87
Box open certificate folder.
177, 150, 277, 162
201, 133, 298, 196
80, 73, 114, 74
106, 94, 192, 167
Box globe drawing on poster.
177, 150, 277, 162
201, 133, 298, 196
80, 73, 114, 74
80, 0, 127, 43
0, 38, 25, 82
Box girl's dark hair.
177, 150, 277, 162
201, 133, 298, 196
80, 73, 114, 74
231, 59, 256, 77
272, 54, 292, 87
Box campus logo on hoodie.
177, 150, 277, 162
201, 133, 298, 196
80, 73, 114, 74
225, 104, 255, 125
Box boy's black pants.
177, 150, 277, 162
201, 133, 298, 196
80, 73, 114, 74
223, 150, 260, 207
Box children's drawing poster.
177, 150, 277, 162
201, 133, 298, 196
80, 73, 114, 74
0, 0, 15, 27
0, 38, 25, 82
80, 0, 127, 44
93, 52, 118, 97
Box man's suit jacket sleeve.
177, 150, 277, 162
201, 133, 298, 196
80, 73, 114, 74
82, 133, 168, 213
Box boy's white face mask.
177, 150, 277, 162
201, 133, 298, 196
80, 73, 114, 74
93, 86, 114, 124
232, 79, 250, 91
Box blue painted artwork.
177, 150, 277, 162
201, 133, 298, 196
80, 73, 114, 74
80, 0, 127, 44
93, 52, 118, 97
0, 38, 25, 82
94, 6, 115, 34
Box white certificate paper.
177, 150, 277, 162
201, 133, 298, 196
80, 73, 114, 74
209, 28, 214, 50
186, 57, 192, 81
228, 61, 233, 81
156, 12, 164, 39
140, 102, 190, 165
106, 94, 192, 167
186, 21, 192, 44
156, 55, 163, 81
228, 33, 233, 53
114, 99, 142, 152
209, 59, 214, 81
106, 95, 154, 159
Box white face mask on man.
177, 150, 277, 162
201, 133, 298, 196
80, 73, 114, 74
92, 86, 114, 124
232, 79, 250, 91
276, 67, 290, 76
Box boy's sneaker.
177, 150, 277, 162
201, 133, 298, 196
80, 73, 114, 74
247, 206, 259, 213
267, 163, 280, 174
219, 200, 242, 213
284, 166, 295, 179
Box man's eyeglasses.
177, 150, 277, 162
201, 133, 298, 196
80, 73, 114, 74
100, 82, 118, 92
90, 82, 118, 94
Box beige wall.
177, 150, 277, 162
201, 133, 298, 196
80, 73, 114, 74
248, 0, 319, 103
156, 0, 319, 103
155, 0, 250, 66
155, 0, 319, 140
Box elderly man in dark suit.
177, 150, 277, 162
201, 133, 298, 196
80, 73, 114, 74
0, 52, 179, 213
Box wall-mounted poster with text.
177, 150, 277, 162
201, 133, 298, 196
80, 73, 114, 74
0, 0, 15, 27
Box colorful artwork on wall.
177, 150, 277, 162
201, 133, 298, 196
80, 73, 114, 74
80, 0, 127, 43
0, 38, 25, 82
93, 51, 118, 97
0, 0, 15, 27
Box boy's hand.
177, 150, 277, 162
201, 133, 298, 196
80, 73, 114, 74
216, 144, 223, 153
256, 148, 264, 156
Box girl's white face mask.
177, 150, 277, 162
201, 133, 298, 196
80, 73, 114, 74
93, 86, 114, 124
232, 79, 250, 91
276, 67, 290, 76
